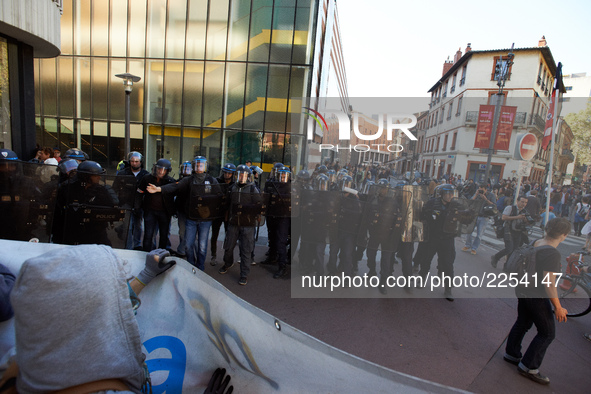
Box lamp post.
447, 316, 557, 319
484, 44, 514, 186
115, 73, 141, 157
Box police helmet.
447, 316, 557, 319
297, 169, 311, 181
0, 149, 18, 161
272, 162, 284, 178
153, 159, 172, 177
361, 180, 375, 195
222, 163, 236, 173
337, 169, 348, 182
179, 161, 192, 177
316, 174, 329, 191
192, 156, 208, 173
63, 148, 89, 162
58, 158, 78, 176
77, 160, 105, 182
236, 164, 252, 184
377, 178, 389, 187
278, 166, 291, 183
127, 151, 143, 162
434, 183, 455, 199
327, 170, 337, 184
317, 165, 328, 174
339, 175, 355, 191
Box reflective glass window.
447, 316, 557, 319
248, 0, 273, 62
164, 61, 184, 125
227, 0, 251, 61
91, 0, 109, 56
181, 126, 202, 164
293, 0, 313, 65
146, 60, 164, 124
185, 0, 208, 59
244, 64, 268, 130
265, 65, 290, 131
109, 59, 127, 121
41, 58, 57, 116
202, 62, 225, 127
286, 66, 309, 133
58, 57, 74, 117
91, 58, 109, 120
76, 58, 91, 118
166, 0, 187, 59
222, 130, 261, 166
59, 119, 75, 151
270, 0, 295, 64
110, 0, 128, 57
261, 132, 285, 171
183, 61, 204, 127
224, 62, 246, 129
43, 118, 59, 148
147, 0, 167, 58
128, 59, 145, 123
202, 129, 221, 176
61, 0, 73, 55
0, 39, 11, 148
74, 0, 91, 56
206, 1, 229, 60
129, 0, 148, 58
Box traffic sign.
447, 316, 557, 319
514, 133, 538, 161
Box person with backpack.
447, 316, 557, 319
490, 196, 534, 270
573, 196, 590, 236
503, 218, 570, 385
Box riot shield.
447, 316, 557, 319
442, 197, 478, 235
188, 183, 226, 221
56, 173, 130, 248
227, 190, 268, 227
267, 182, 291, 218
111, 174, 140, 209
358, 185, 411, 252
0, 162, 59, 243
401, 185, 430, 243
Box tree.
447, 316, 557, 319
565, 102, 591, 165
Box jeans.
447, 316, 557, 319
465, 216, 488, 251
185, 219, 212, 270
176, 211, 187, 255
505, 297, 555, 371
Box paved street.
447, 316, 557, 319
168, 220, 591, 393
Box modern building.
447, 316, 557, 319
419, 38, 573, 185
0, 0, 62, 157
33, 0, 348, 176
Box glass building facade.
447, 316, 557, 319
35, 0, 318, 176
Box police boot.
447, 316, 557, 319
444, 287, 454, 302
273, 265, 288, 279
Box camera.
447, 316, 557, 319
478, 190, 484, 194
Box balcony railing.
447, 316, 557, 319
515, 112, 526, 125
530, 114, 545, 133
561, 149, 575, 161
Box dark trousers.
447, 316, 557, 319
506, 297, 556, 370
416, 237, 456, 288
210, 217, 228, 258
223, 225, 255, 278
143, 209, 171, 252
274, 217, 290, 268
494, 231, 525, 266
398, 241, 415, 278
326, 231, 356, 275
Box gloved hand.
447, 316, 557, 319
136, 249, 175, 286
204, 368, 233, 394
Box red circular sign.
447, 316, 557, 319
519, 133, 538, 161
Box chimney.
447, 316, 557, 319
538, 36, 547, 47
442, 56, 453, 76
453, 47, 463, 63
465, 43, 472, 53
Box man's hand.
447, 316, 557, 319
136, 249, 175, 286
555, 306, 568, 322
146, 184, 161, 194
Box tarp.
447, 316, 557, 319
0, 240, 464, 393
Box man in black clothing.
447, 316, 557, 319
137, 159, 176, 251
491, 196, 534, 269
209, 163, 236, 265
504, 218, 570, 385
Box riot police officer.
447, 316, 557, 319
62, 148, 89, 163
174, 161, 192, 257
146, 156, 220, 271
210, 163, 236, 265
137, 159, 176, 251
218, 165, 262, 285
114, 151, 149, 250
415, 184, 459, 301
266, 166, 292, 279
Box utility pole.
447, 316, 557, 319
484, 44, 514, 186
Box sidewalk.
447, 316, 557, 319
169, 224, 590, 393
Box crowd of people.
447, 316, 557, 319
2, 147, 590, 387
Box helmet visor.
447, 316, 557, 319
237, 171, 249, 184
278, 172, 290, 183
193, 160, 207, 173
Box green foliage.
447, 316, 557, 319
565, 102, 591, 164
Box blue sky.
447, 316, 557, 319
337, 0, 591, 97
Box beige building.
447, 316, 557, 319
419, 38, 573, 185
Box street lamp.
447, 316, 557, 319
115, 73, 141, 157
484, 44, 514, 186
